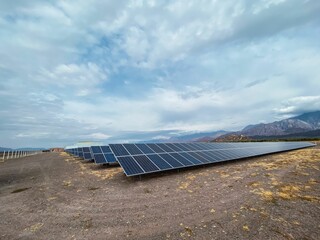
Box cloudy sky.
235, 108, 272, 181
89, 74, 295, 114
1, 0, 320, 148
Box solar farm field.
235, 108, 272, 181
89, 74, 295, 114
0, 143, 319, 239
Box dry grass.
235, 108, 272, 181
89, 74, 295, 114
248, 147, 320, 204
61, 153, 123, 180
178, 174, 197, 191
24, 223, 43, 232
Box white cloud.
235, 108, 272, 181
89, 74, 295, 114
152, 135, 171, 140
274, 96, 320, 116
83, 133, 111, 140
0, 0, 320, 147
38, 62, 107, 87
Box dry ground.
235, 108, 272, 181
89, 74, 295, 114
0, 144, 319, 240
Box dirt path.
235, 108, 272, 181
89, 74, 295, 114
0, 146, 319, 240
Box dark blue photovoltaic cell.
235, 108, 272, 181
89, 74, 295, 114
109, 144, 130, 156
147, 154, 172, 170
135, 144, 155, 154
216, 150, 233, 160
175, 143, 192, 151
156, 144, 174, 153
76, 147, 92, 160
117, 156, 144, 175
195, 151, 216, 162
211, 151, 228, 160
187, 143, 201, 150
158, 153, 183, 167
91, 146, 102, 154
166, 143, 183, 152
101, 146, 112, 153
83, 147, 90, 152
94, 154, 106, 164
133, 155, 159, 172
182, 143, 198, 151
147, 144, 165, 153
84, 153, 92, 160
222, 150, 240, 159
104, 153, 117, 163
189, 152, 210, 163
179, 152, 202, 165
194, 143, 211, 150
204, 151, 222, 162
123, 144, 143, 155
169, 153, 193, 166
189, 143, 202, 150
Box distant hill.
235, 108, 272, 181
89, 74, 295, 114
215, 111, 320, 141
144, 130, 229, 143
0, 147, 46, 151
252, 129, 320, 140
0, 147, 12, 151
16, 147, 47, 151
214, 134, 251, 142
241, 111, 320, 136
170, 130, 229, 142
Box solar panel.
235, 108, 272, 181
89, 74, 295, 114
147, 154, 172, 170
109, 142, 315, 176
83, 147, 93, 160
66, 148, 77, 156
74, 148, 78, 156
90, 145, 118, 164
78, 147, 84, 158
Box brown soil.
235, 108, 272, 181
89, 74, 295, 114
0, 144, 319, 240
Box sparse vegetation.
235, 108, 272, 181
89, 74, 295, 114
1, 143, 319, 239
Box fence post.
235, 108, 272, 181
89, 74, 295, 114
2, 151, 5, 160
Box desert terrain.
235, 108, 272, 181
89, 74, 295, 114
0, 144, 319, 239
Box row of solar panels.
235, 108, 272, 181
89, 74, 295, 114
65, 142, 315, 177
65, 146, 117, 164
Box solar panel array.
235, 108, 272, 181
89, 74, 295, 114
65, 142, 315, 177
109, 142, 315, 176
66, 147, 92, 160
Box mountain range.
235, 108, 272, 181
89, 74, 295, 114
1, 111, 319, 149
215, 111, 320, 141
156, 110, 320, 142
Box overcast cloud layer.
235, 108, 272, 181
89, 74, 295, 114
1, 0, 320, 148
